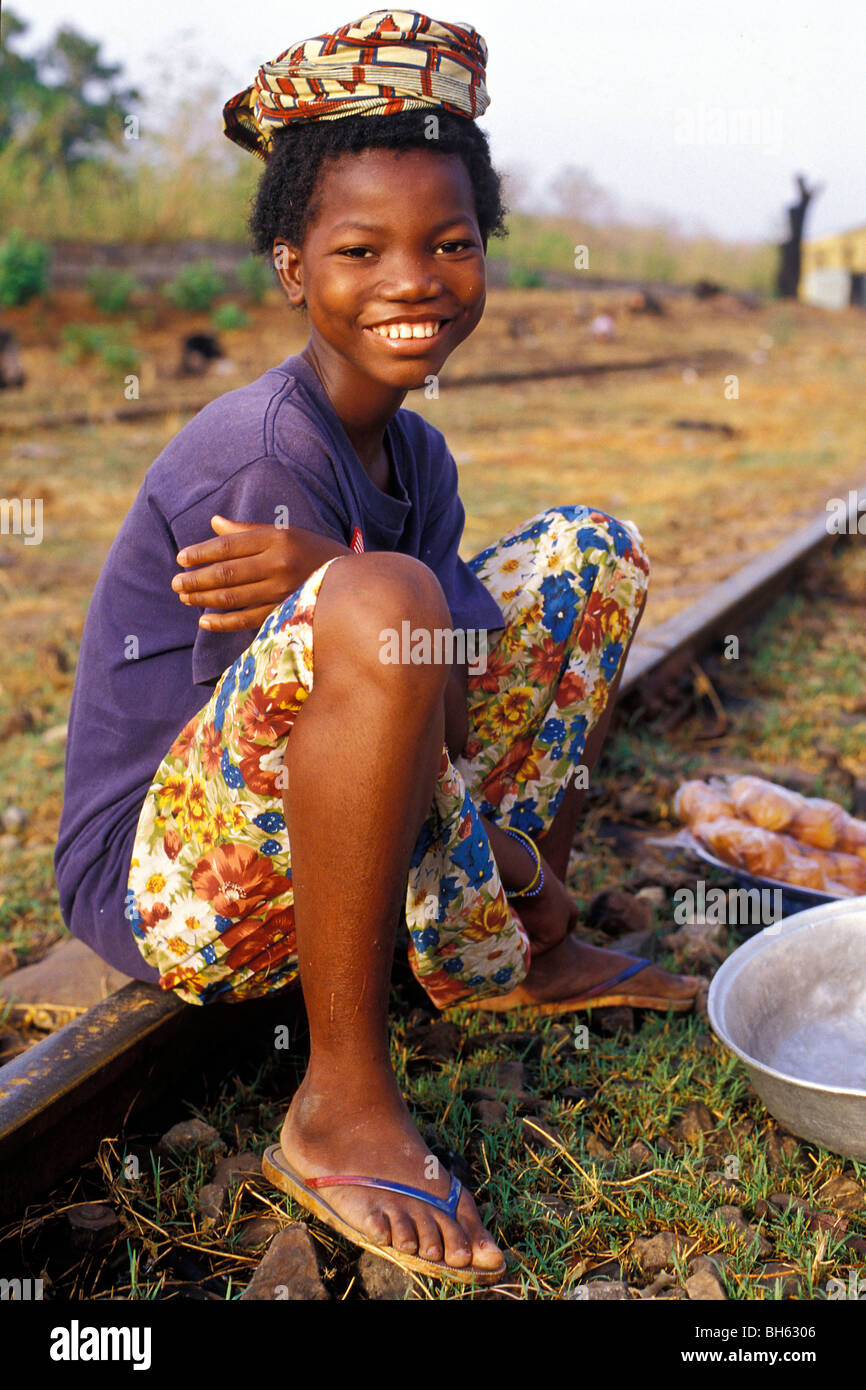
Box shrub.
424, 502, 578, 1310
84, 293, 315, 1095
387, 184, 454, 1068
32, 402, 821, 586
508, 263, 545, 289
211, 301, 249, 331
0, 231, 51, 306
86, 269, 143, 314
236, 255, 271, 303
164, 260, 226, 313
60, 322, 140, 374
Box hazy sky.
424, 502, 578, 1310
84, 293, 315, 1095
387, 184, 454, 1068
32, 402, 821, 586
12, 0, 865, 242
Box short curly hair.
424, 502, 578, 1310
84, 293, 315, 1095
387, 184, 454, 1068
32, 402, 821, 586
248, 109, 508, 254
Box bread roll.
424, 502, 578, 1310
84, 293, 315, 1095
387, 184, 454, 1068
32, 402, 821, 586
821, 849, 866, 895
729, 776, 800, 831
674, 780, 734, 825
788, 797, 848, 850
838, 815, 866, 861
692, 817, 789, 878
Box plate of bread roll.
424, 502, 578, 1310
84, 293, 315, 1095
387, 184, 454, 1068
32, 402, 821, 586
673, 775, 866, 913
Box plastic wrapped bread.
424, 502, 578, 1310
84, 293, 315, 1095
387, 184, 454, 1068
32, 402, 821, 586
691, 817, 839, 892
728, 776, 801, 832
674, 780, 734, 825
787, 796, 850, 850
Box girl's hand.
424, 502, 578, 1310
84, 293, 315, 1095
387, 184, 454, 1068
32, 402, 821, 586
480, 816, 579, 956
171, 516, 350, 631
507, 854, 580, 957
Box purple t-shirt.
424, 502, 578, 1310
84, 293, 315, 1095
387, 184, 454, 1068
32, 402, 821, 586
55, 352, 504, 981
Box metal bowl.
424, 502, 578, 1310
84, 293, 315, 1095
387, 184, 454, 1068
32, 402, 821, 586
708, 897, 866, 1159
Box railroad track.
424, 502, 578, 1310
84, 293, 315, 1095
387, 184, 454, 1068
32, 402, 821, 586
1, 487, 863, 1223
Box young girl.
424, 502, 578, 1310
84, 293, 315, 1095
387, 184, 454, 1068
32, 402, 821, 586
56, 10, 697, 1285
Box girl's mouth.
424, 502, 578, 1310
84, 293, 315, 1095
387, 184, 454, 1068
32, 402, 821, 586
364, 319, 449, 351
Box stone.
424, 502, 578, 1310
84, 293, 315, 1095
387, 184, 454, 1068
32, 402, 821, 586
211, 1152, 262, 1187
765, 1128, 802, 1172
67, 1202, 119, 1248
715, 1205, 772, 1256
464, 1028, 538, 1056
638, 1270, 679, 1299
472, 1099, 508, 1128
818, 1175, 865, 1214
1, 806, 27, 833
685, 1267, 727, 1300
492, 1059, 529, 1095
586, 889, 653, 938
240, 1223, 329, 1301
635, 886, 666, 909
0, 943, 17, 978
558, 1085, 594, 1103
41, 723, 68, 745
595, 1006, 635, 1035
585, 1258, 625, 1282
677, 1101, 715, 1143
196, 1183, 226, 1224
706, 1171, 744, 1202
632, 1231, 690, 1273
521, 1115, 565, 1151
585, 1133, 613, 1161
236, 1217, 280, 1250
689, 1254, 729, 1278
628, 1139, 653, 1168
569, 1280, 632, 1301
159, 1118, 226, 1161
0, 936, 131, 1008
754, 1262, 802, 1297
358, 1250, 420, 1300
404, 1020, 462, 1061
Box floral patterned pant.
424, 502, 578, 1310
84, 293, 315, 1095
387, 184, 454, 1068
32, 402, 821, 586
127, 506, 650, 1008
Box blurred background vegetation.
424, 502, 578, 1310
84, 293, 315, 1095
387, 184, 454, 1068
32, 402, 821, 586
0, 7, 776, 294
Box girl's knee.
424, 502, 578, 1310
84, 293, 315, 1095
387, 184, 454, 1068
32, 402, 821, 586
315, 552, 453, 682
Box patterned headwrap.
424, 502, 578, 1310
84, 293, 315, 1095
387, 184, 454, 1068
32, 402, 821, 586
222, 9, 490, 159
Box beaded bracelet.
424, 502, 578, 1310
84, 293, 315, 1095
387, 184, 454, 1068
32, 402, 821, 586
502, 827, 545, 900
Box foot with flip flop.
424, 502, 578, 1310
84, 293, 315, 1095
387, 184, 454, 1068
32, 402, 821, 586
264, 934, 698, 1286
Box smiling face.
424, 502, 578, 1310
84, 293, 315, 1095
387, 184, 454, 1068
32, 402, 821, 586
273, 147, 487, 399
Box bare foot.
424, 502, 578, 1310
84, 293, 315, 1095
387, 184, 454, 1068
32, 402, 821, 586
278, 1076, 504, 1275
461, 935, 700, 1013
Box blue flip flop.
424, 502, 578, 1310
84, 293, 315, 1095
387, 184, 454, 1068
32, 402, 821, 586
459, 956, 700, 1015
262, 1144, 506, 1285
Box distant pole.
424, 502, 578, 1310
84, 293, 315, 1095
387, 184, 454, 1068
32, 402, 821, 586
776, 174, 822, 299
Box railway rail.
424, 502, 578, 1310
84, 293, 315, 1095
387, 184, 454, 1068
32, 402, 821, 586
1, 486, 863, 1223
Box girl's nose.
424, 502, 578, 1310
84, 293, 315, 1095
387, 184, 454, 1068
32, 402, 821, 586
377, 254, 445, 299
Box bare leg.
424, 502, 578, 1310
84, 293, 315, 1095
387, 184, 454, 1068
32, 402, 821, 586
279, 553, 502, 1271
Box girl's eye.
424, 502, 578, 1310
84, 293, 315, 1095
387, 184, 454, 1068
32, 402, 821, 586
338, 246, 374, 258
436, 240, 474, 254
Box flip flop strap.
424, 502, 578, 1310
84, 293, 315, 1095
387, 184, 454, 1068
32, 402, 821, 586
306, 1172, 463, 1218
578, 956, 649, 1000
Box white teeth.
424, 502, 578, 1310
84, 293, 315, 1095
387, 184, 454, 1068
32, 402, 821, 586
371, 321, 441, 339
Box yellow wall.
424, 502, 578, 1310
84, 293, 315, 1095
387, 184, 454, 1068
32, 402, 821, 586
802, 226, 866, 275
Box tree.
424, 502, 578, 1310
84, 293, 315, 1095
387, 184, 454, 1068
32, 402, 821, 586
776, 173, 822, 299
547, 164, 618, 223
0, 9, 139, 169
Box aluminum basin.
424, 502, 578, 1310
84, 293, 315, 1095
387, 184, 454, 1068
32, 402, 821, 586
708, 897, 866, 1159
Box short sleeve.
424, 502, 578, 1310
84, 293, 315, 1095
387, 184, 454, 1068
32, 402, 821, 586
166, 452, 349, 687
418, 448, 504, 632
